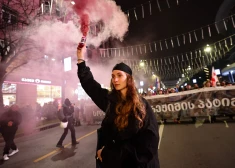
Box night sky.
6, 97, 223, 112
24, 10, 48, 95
114, 0, 225, 50
111, 0, 233, 86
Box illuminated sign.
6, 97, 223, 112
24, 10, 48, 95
64, 57, 71, 72
21, 78, 52, 84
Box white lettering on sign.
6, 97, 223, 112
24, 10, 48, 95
35, 79, 40, 83
93, 110, 105, 117
21, 78, 35, 83
21, 78, 52, 84
40, 80, 51, 84
150, 97, 235, 113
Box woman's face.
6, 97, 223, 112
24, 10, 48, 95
111, 70, 128, 92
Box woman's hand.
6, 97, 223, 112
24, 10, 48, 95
77, 43, 86, 63
97, 146, 105, 162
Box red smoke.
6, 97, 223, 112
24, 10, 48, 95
71, 0, 128, 44
72, 0, 96, 16
80, 14, 89, 36
72, 1, 91, 36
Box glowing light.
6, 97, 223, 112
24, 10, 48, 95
64, 57, 71, 71
204, 44, 211, 52
139, 61, 145, 67
152, 73, 157, 79
71, 1, 75, 5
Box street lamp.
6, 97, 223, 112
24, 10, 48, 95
187, 66, 191, 71
139, 61, 145, 67
204, 44, 211, 53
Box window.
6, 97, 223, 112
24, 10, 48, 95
1, 5, 18, 24
2, 83, 16, 93
36, 85, 61, 105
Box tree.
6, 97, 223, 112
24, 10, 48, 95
0, 0, 45, 111
0, 0, 116, 111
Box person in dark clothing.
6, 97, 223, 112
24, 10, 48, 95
0, 104, 22, 161
76, 45, 160, 168
56, 98, 79, 148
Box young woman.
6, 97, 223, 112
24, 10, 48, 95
76, 46, 160, 168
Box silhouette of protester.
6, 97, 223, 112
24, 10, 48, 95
56, 98, 79, 148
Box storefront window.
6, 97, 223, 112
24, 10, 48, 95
37, 85, 61, 106
3, 94, 16, 106
2, 83, 16, 93
2, 83, 17, 106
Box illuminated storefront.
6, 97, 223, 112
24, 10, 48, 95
37, 84, 61, 106
2, 83, 17, 106
3, 75, 62, 106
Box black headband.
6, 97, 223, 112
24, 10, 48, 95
112, 62, 132, 75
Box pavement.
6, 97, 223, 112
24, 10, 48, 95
0, 121, 235, 168
0, 111, 168, 144
1, 115, 233, 144
0, 119, 61, 143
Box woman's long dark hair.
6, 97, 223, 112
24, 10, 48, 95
110, 73, 146, 131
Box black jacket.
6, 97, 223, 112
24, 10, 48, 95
62, 104, 74, 123
0, 110, 22, 130
77, 62, 160, 168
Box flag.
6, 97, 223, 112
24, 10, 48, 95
211, 66, 218, 87
155, 77, 160, 89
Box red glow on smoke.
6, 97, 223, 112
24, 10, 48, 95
80, 14, 90, 36
72, 1, 91, 36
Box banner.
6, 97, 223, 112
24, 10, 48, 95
146, 86, 235, 120
83, 87, 235, 123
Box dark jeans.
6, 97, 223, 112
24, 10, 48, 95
57, 121, 76, 145
2, 127, 17, 155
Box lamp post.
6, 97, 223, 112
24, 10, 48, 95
204, 44, 212, 53
139, 60, 145, 67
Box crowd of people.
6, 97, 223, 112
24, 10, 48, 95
142, 79, 235, 124
143, 80, 235, 96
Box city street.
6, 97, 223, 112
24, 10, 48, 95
0, 122, 235, 168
